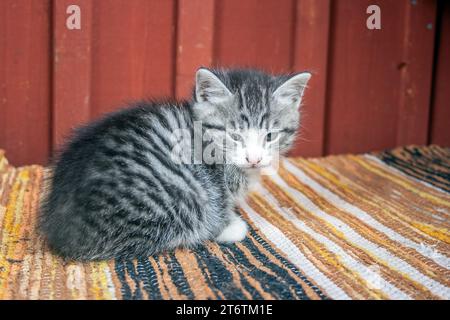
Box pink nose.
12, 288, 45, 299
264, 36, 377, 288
246, 155, 262, 165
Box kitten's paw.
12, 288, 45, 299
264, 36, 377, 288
216, 216, 248, 243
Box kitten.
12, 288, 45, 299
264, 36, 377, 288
39, 68, 311, 261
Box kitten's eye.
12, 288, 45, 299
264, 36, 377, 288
229, 133, 243, 143
265, 132, 279, 143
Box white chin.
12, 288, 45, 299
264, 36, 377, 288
240, 163, 271, 170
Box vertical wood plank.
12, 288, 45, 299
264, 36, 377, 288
0, 0, 51, 165
396, 0, 437, 146
89, 0, 176, 117
326, 0, 432, 153
430, 1, 450, 146
175, 0, 216, 99
291, 0, 330, 157
214, 0, 295, 72
53, 0, 93, 148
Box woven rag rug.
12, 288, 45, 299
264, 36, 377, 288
0, 145, 449, 300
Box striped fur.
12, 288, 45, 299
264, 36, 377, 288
38, 68, 310, 261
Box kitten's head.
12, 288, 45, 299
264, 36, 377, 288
192, 68, 311, 169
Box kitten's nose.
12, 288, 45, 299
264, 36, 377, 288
246, 154, 262, 165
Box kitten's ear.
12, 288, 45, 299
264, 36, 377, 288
195, 68, 233, 104
272, 72, 311, 108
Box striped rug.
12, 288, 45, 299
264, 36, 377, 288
0, 145, 449, 300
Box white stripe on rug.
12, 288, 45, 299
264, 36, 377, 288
284, 159, 450, 269
365, 154, 450, 196
256, 184, 411, 300
101, 262, 117, 300
240, 200, 351, 300
276, 160, 450, 299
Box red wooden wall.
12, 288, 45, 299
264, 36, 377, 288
0, 0, 448, 166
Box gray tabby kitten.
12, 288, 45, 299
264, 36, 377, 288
40, 68, 311, 261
